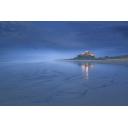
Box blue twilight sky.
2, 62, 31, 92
0, 21, 128, 61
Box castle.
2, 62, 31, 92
75, 51, 96, 60
80, 51, 95, 57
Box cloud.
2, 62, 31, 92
0, 21, 128, 53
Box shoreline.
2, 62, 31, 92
62, 59, 128, 63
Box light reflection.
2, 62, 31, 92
81, 63, 94, 80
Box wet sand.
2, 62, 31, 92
0, 61, 128, 105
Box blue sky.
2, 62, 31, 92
0, 21, 128, 61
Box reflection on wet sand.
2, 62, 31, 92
81, 63, 94, 79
